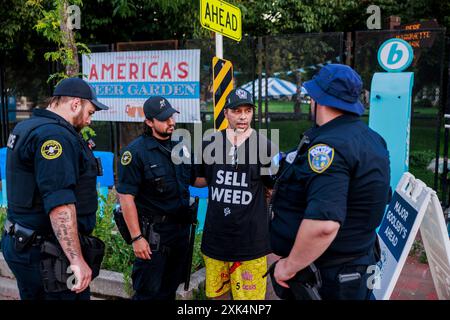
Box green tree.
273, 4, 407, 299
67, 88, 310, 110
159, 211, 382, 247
0, 0, 41, 53
27, 0, 90, 81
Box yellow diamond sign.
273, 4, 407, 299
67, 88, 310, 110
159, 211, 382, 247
200, 0, 242, 42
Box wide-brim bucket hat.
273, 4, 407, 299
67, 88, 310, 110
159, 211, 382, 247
303, 64, 364, 116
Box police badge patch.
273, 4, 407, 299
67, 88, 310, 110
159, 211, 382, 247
308, 144, 334, 173
121, 151, 132, 166
41, 140, 63, 160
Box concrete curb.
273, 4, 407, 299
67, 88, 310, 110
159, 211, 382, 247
0, 253, 15, 279
0, 252, 206, 300
90, 269, 130, 299
177, 267, 206, 300
0, 276, 19, 300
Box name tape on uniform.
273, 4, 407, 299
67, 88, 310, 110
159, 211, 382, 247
213, 56, 233, 131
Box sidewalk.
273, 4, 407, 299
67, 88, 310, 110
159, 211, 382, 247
266, 253, 438, 300
391, 255, 438, 300
1, 253, 438, 300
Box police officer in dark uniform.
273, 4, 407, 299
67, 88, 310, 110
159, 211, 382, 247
270, 64, 390, 300
1, 77, 108, 300
117, 96, 195, 300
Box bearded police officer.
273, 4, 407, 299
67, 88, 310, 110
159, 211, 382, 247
117, 96, 196, 300
1, 77, 108, 300
270, 64, 390, 300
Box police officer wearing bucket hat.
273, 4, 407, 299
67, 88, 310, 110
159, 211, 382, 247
117, 96, 196, 300
1, 77, 108, 300
269, 64, 391, 300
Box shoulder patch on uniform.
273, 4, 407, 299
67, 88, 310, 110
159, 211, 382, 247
41, 140, 63, 160
308, 144, 334, 173
121, 151, 132, 166
285, 151, 298, 164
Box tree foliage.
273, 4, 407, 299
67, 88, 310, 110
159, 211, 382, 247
2, 0, 449, 56
0, 0, 448, 105
27, 0, 91, 81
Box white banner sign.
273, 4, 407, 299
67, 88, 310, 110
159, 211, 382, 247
420, 193, 450, 299
372, 172, 450, 300
82, 50, 201, 123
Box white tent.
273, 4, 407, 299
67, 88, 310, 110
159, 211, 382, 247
239, 77, 307, 99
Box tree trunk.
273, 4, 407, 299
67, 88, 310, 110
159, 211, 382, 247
60, 0, 79, 76
294, 71, 302, 115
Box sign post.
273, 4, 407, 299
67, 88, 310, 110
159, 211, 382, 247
200, 0, 241, 130
212, 57, 233, 130
215, 33, 223, 59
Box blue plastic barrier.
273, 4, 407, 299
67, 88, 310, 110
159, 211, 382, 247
94, 151, 115, 188
0, 97, 16, 122
93, 151, 114, 211
189, 186, 208, 233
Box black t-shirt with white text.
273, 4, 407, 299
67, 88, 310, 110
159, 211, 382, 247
196, 130, 275, 261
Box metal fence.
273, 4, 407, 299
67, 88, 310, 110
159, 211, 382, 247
0, 30, 448, 207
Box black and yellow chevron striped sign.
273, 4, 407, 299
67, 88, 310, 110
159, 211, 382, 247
213, 56, 233, 131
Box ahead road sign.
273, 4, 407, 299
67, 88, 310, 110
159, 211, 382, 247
200, 0, 242, 42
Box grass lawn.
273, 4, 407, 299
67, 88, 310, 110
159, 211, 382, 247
205, 100, 438, 118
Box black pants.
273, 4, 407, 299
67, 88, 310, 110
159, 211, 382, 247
131, 224, 190, 300
1, 232, 90, 300
318, 263, 373, 300
271, 253, 377, 300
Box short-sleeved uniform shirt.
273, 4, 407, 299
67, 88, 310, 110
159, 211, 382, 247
7, 109, 95, 234
117, 134, 194, 241
270, 114, 390, 263
196, 130, 277, 261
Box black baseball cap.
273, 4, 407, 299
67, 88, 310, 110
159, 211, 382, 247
143, 96, 179, 121
225, 88, 256, 109
53, 77, 109, 110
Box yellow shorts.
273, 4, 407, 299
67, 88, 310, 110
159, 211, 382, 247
203, 254, 267, 300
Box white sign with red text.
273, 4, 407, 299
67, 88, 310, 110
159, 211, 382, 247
82, 50, 201, 123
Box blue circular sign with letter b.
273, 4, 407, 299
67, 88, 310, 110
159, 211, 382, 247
377, 38, 413, 72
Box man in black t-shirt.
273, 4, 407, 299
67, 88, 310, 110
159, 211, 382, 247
195, 88, 277, 299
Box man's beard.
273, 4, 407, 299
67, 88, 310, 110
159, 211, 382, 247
154, 126, 173, 138
73, 110, 85, 132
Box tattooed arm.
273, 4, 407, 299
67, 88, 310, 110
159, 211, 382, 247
49, 204, 92, 293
